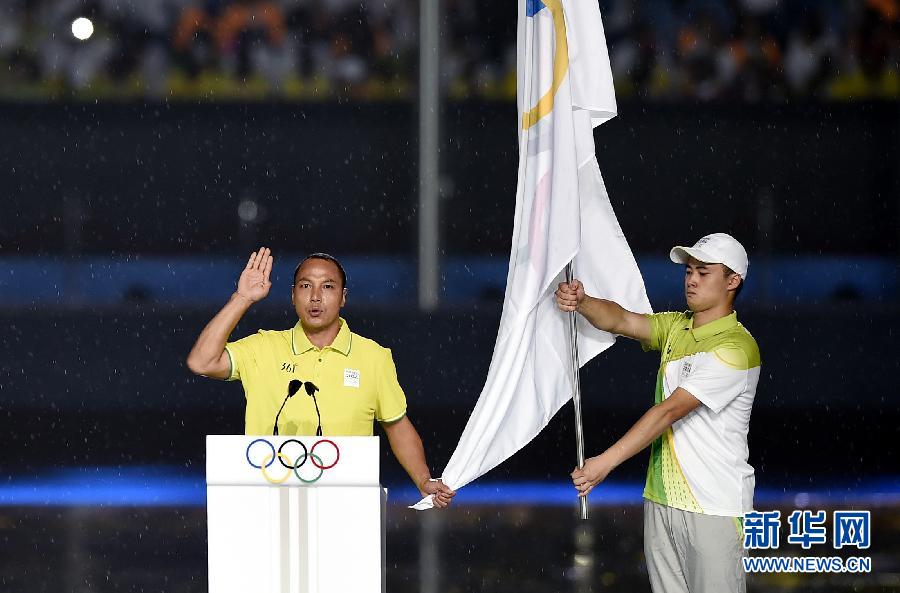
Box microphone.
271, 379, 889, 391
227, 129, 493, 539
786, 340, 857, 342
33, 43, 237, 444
304, 381, 322, 436
273, 379, 303, 436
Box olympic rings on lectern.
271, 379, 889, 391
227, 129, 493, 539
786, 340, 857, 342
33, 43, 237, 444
294, 453, 324, 484
310, 439, 339, 469
246, 438, 275, 468
245, 438, 340, 484
260, 452, 294, 484
277, 439, 308, 470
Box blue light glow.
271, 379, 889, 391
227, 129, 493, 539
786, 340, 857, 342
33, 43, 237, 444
1, 467, 897, 508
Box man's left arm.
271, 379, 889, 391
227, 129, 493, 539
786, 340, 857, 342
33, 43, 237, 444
571, 388, 701, 496
381, 415, 456, 508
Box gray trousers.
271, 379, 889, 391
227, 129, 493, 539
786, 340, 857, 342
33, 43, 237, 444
643, 500, 746, 593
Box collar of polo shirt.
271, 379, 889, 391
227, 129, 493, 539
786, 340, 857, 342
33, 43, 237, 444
687, 311, 738, 342
291, 317, 352, 356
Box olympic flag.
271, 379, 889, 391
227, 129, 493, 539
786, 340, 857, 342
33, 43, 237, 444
413, 0, 650, 510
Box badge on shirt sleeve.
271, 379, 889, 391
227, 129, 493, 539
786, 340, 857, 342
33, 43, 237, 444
344, 368, 360, 388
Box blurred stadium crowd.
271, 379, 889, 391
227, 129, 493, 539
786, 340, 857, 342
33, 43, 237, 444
0, 0, 897, 101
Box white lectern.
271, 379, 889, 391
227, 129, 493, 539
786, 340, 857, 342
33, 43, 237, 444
206, 435, 385, 593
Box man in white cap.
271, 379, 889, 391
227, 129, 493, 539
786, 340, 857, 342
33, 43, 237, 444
556, 233, 761, 593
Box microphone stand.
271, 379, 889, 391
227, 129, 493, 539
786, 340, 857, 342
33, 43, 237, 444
273, 398, 288, 436
310, 395, 323, 437
305, 381, 322, 436
274, 380, 303, 436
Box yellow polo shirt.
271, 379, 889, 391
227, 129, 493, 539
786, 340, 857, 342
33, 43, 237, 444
224, 318, 407, 436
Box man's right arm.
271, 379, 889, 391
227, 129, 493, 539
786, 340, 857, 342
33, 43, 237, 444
555, 280, 650, 343
186, 293, 254, 379
186, 247, 273, 379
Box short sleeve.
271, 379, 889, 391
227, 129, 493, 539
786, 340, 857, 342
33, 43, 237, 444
642, 312, 685, 352
679, 346, 750, 413
224, 332, 264, 382
375, 348, 407, 423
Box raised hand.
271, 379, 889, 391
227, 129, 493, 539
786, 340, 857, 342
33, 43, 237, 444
555, 279, 584, 312
236, 247, 273, 303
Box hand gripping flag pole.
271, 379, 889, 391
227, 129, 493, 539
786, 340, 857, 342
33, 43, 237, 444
566, 262, 588, 520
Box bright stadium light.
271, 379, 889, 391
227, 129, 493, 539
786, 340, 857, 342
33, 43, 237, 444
71, 17, 94, 41
237, 199, 259, 223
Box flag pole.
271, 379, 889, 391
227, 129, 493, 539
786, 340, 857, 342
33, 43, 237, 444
565, 261, 588, 520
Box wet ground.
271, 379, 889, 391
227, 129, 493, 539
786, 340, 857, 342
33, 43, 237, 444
2, 501, 897, 593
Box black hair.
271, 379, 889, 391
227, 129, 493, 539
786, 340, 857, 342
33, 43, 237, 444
293, 253, 347, 289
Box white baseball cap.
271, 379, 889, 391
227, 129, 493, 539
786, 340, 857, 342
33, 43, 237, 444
669, 233, 749, 279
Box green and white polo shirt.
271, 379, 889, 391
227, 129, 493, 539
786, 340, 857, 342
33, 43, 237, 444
641, 311, 761, 517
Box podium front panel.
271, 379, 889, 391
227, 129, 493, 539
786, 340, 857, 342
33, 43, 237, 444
207, 436, 385, 593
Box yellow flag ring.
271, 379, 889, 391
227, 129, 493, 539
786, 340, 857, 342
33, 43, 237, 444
521, 0, 569, 130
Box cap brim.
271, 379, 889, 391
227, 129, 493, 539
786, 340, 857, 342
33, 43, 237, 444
669, 246, 719, 265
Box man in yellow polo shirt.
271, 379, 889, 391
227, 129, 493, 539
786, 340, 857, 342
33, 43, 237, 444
187, 247, 455, 508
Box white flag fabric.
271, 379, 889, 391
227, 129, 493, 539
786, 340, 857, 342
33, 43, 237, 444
413, 0, 651, 510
